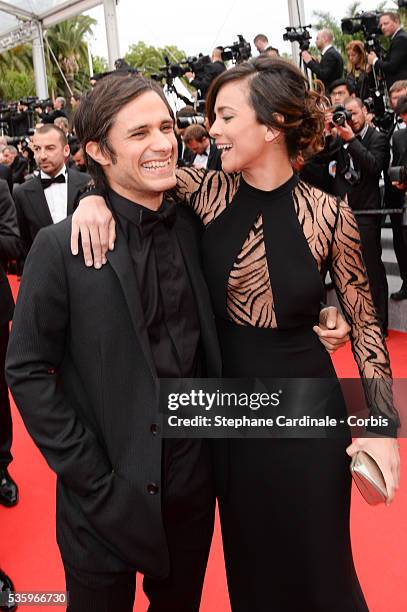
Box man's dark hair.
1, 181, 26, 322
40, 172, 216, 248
263, 46, 280, 56
395, 94, 407, 115
176, 105, 197, 119
329, 78, 353, 95
35, 124, 68, 146
380, 12, 400, 24
183, 124, 209, 144
74, 74, 174, 189
254, 34, 268, 45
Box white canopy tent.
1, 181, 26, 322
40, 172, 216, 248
0, 0, 120, 98
0, 0, 306, 99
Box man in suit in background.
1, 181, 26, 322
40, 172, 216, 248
368, 12, 407, 90
302, 29, 344, 91
0, 162, 12, 194
13, 125, 90, 260
389, 95, 407, 300
0, 179, 21, 508
332, 97, 390, 333
1, 146, 28, 185
183, 124, 222, 170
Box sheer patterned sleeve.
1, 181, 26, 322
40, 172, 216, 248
171, 168, 240, 225
330, 199, 400, 436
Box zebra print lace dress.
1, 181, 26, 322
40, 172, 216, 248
172, 167, 398, 434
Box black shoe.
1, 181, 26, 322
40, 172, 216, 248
0, 468, 18, 507
0, 568, 17, 611
390, 285, 407, 301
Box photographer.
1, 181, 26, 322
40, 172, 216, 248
36, 96, 68, 125
331, 97, 390, 333
345, 40, 372, 102
367, 12, 407, 89
185, 48, 226, 99
9, 101, 30, 138
253, 34, 269, 54
301, 29, 344, 90
388, 95, 407, 300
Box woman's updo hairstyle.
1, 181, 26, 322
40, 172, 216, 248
206, 56, 326, 159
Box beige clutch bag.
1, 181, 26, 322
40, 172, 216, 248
350, 451, 388, 505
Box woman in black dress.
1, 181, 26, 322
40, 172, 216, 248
72, 58, 400, 611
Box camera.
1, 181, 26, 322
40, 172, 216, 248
341, 165, 361, 186
388, 165, 407, 184
176, 115, 205, 130
331, 105, 352, 127
283, 26, 312, 52
341, 12, 382, 55
221, 35, 252, 64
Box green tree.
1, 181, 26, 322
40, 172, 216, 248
0, 69, 36, 101
44, 15, 96, 101
92, 54, 108, 75
124, 41, 186, 77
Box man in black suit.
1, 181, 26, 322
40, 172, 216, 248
35, 96, 68, 125
185, 47, 226, 99
331, 97, 390, 333
13, 125, 90, 260
183, 124, 222, 170
1, 146, 28, 185
6, 75, 219, 612
367, 12, 407, 90
0, 179, 21, 508
0, 163, 12, 194
301, 29, 344, 91
388, 96, 407, 300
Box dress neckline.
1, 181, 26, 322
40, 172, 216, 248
239, 173, 299, 201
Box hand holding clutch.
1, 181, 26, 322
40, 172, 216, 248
347, 437, 400, 505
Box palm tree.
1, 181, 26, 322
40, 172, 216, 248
44, 15, 96, 103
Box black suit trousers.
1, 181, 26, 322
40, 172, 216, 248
64, 439, 215, 612
0, 323, 12, 466
358, 217, 388, 331
390, 212, 407, 285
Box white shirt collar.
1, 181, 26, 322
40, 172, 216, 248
321, 44, 333, 56
391, 27, 402, 40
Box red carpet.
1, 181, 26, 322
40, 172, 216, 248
1, 275, 406, 611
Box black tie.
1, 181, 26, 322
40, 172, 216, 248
139, 201, 176, 238
41, 174, 66, 189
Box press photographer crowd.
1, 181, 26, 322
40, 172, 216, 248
1, 2, 407, 608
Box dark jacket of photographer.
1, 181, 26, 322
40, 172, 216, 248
332, 126, 389, 216
304, 47, 344, 90
374, 29, 407, 89
191, 61, 226, 98
39, 108, 68, 124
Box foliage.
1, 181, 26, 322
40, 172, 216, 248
0, 69, 36, 101
44, 15, 96, 95
124, 41, 186, 77
92, 55, 108, 75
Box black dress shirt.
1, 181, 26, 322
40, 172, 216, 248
108, 189, 201, 378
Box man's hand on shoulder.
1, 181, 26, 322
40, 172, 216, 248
313, 306, 350, 353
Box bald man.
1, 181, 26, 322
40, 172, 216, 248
302, 29, 344, 90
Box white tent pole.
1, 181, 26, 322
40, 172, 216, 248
287, 0, 311, 83
103, 0, 120, 70
32, 21, 49, 100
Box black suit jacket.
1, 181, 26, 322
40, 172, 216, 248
305, 46, 344, 89
0, 179, 21, 325
13, 168, 90, 257
185, 142, 222, 171
0, 164, 13, 194
6, 206, 221, 575
10, 156, 28, 185
386, 128, 407, 208
332, 126, 389, 220
375, 29, 407, 90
